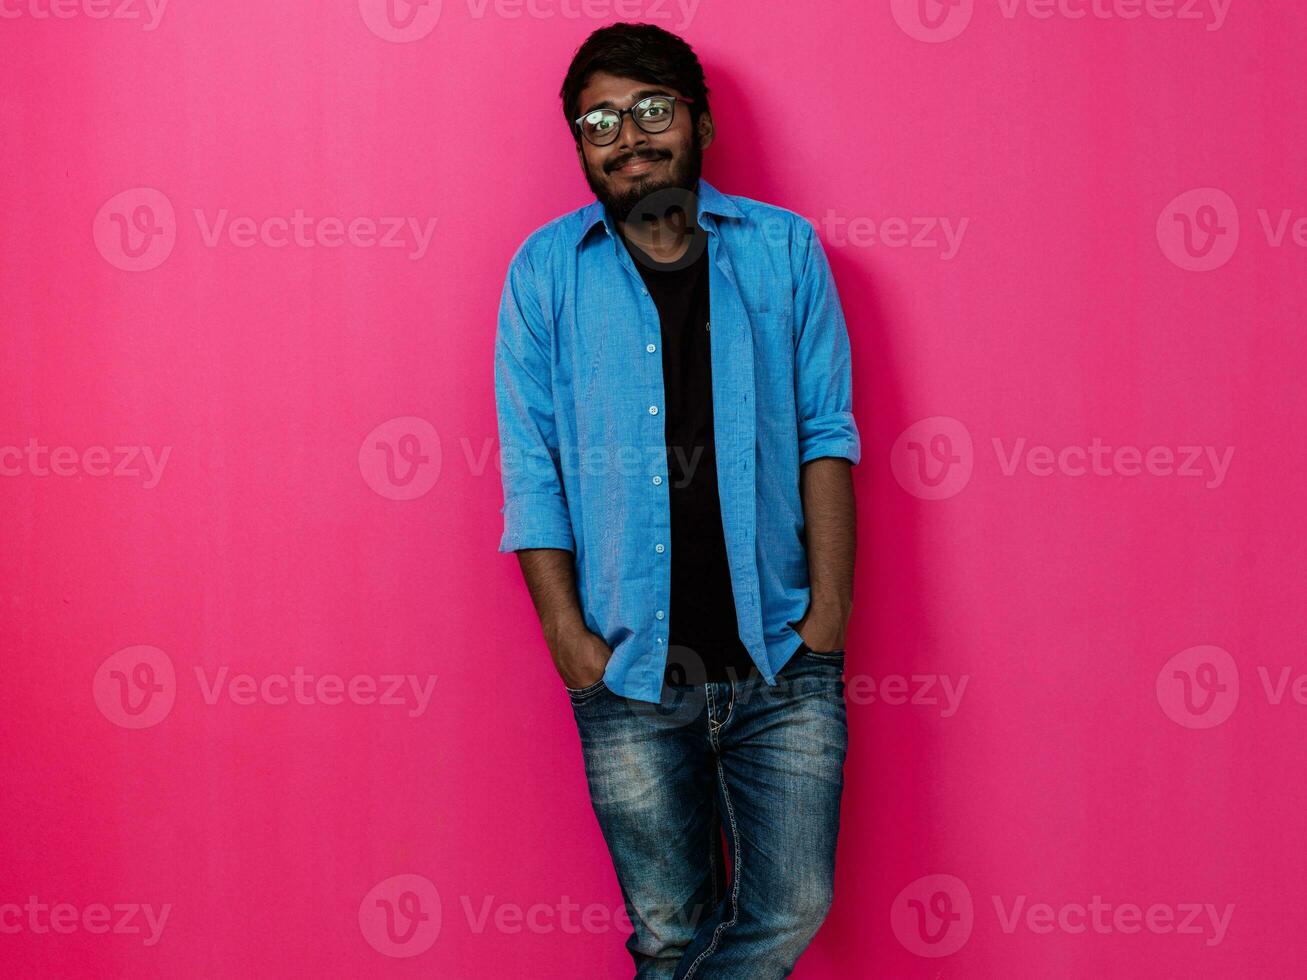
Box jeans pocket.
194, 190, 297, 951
801, 646, 846, 664
565, 677, 608, 702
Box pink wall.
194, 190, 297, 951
2, 2, 1303, 976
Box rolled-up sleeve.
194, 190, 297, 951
792, 220, 862, 466
494, 247, 575, 553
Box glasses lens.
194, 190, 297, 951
634, 97, 674, 133
581, 109, 622, 145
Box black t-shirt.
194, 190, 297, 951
618, 224, 759, 685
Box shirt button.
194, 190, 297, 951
652, 475, 662, 486
646, 343, 656, 353
656, 610, 665, 619
655, 543, 665, 554
649, 405, 659, 415
642, 288, 649, 295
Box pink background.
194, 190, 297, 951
2, 1, 1304, 976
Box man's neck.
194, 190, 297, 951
621, 217, 695, 265
613, 185, 700, 265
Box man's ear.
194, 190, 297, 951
697, 112, 715, 151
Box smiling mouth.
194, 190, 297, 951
613, 156, 664, 175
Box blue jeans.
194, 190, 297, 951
566, 645, 848, 978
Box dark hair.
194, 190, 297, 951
560, 22, 710, 141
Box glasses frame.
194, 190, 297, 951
573, 95, 695, 147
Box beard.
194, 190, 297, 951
583, 137, 704, 223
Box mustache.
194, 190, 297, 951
605, 149, 671, 173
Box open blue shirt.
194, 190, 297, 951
495, 179, 861, 704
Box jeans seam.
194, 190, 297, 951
566, 678, 606, 701
704, 684, 719, 750
719, 680, 735, 733
681, 757, 741, 978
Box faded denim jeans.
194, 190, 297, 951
566, 645, 848, 978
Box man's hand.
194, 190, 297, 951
513, 548, 611, 689
794, 457, 856, 654
546, 621, 613, 689
791, 598, 849, 654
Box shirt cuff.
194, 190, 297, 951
498, 492, 576, 553
798, 411, 862, 466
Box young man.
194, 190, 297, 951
494, 22, 860, 979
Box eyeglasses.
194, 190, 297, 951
573, 95, 694, 147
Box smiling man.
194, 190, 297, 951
494, 22, 861, 979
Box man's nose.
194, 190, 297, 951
614, 113, 649, 152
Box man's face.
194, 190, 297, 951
573, 71, 713, 222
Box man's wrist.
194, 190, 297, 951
543, 614, 590, 650
808, 593, 852, 624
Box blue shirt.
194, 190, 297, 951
494, 179, 861, 704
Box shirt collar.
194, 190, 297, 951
572, 177, 743, 248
